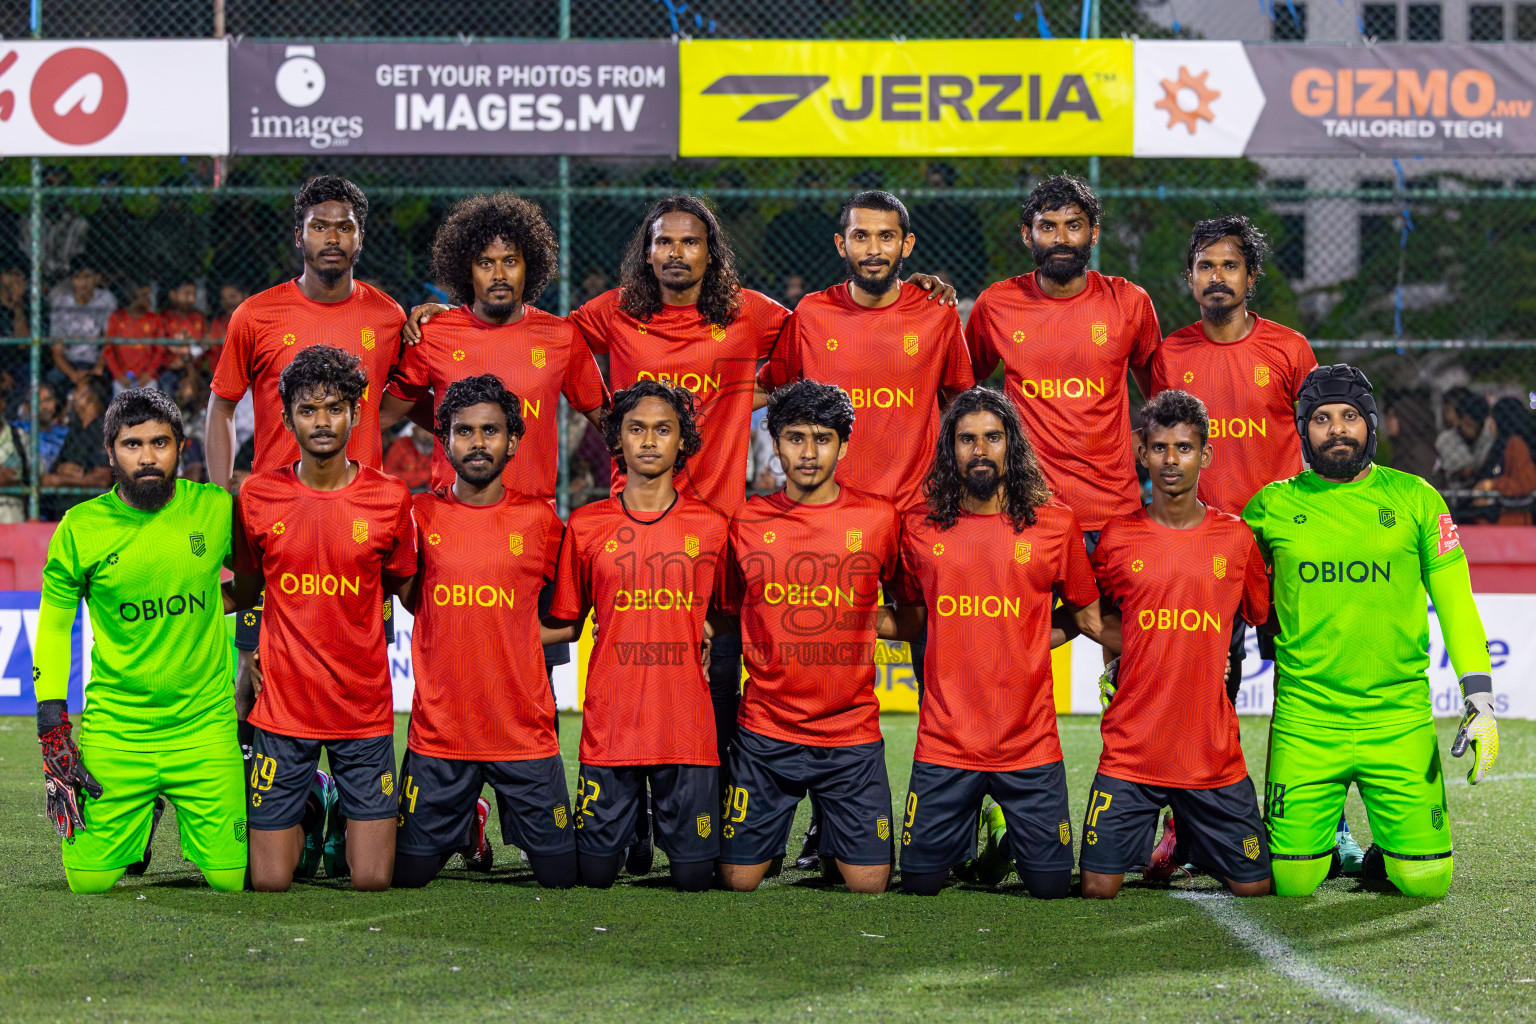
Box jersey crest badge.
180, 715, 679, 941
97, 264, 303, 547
1213, 555, 1227, 579
696, 814, 711, 839
1431, 805, 1444, 830
1091, 321, 1108, 346
189, 532, 206, 557
509, 533, 523, 555
903, 332, 919, 355
531, 347, 546, 368
710, 324, 726, 342
846, 529, 862, 553
234, 819, 247, 844
1437, 513, 1461, 555
1253, 365, 1270, 387
1243, 834, 1260, 859
1015, 541, 1032, 563
352, 519, 369, 543
1379, 507, 1397, 528
380, 772, 393, 796
554, 806, 567, 829
361, 328, 375, 351
1058, 820, 1072, 845
684, 534, 700, 558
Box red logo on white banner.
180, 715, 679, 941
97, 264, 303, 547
1438, 513, 1461, 556
29, 48, 128, 144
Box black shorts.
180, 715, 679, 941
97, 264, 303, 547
237, 595, 395, 649
247, 729, 397, 830
719, 728, 892, 867
574, 763, 718, 864
396, 749, 575, 858
899, 760, 1074, 875
1082, 529, 1102, 556
1077, 772, 1271, 884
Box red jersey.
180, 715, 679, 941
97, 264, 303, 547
211, 279, 404, 474
571, 287, 789, 515
382, 435, 433, 490
896, 500, 1097, 771
406, 487, 563, 761
723, 487, 900, 747
966, 271, 1162, 530
234, 464, 417, 740
1090, 506, 1269, 788
386, 304, 607, 500
550, 492, 729, 767
160, 309, 207, 340
1151, 317, 1318, 515
104, 310, 168, 382
758, 282, 974, 511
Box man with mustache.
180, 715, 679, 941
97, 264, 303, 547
33, 388, 247, 893
965, 174, 1161, 544
229, 346, 417, 892
1243, 364, 1500, 898
879, 387, 1101, 898
390, 375, 576, 889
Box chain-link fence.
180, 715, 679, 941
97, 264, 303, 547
4, 0, 1535, 522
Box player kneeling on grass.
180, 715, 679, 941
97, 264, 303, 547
543, 381, 729, 892
1244, 364, 1499, 899
1074, 390, 1271, 898
879, 387, 1101, 899
229, 345, 417, 892
36, 388, 248, 894
391, 375, 576, 889
714, 380, 899, 894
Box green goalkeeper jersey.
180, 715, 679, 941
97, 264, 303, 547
1242, 465, 1466, 728
42, 480, 236, 751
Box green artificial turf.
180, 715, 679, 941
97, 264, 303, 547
2, 713, 1534, 1023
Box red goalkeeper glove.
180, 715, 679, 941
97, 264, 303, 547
38, 700, 102, 838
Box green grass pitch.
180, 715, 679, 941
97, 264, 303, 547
2, 713, 1534, 1023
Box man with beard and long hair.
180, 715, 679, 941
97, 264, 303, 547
1243, 364, 1500, 899
390, 375, 576, 890
878, 387, 1100, 898
33, 389, 248, 893
965, 174, 1161, 543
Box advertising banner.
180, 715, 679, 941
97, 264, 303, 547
679, 39, 1133, 157
0, 40, 228, 156
229, 41, 676, 155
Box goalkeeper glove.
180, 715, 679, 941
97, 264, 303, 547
1451, 689, 1499, 785
38, 700, 102, 838
1098, 658, 1119, 712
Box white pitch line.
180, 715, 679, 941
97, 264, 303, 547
1173, 891, 1443, 1024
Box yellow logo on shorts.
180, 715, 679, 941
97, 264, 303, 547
509, 533, 524, 555
353, 520, 369, 543
1254, 365, 1270, 387
1243, 834, 1260, 859
1085, 830, 1098, 845
684, 535, 700, 558
903, 333, 919, 356
1058, 821, 1071, 845
846, 529, 863, 553
554, 806, 567, 829
361, 328, 376, 351
1091, 322, 1108, 346
381, 772, 393, 796
877, 816, 890, 841
902, 830, 911, 846
1015, 541, 1032, 564
696, 814, 711, 839
532, 347, 546, 369
1213, 555, 1227, 579
723, 824, 735, 838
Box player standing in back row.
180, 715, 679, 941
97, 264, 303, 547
966, 174, 1160, 541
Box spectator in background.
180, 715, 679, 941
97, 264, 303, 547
176, 369, 209, 483
40, 374, 111, 517
160, 280, 206, 341
201, 282, 247, 379
911, 162, 988, 300
778, 273, 807, 310
48, 258, 114, 388
1437, 386, 1494, 487
23, 381, 70, 474
1380, 386, 1437, 480
0, 387, 27, 522
747, 405, 784, 495
765, 169, 843, 291
382, 421, 435, 491
1473, 397, 1536, 525
576, 267, 611, 308
103, 283, 169, 391
1, 266, 29, 338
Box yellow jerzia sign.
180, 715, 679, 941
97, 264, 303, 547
680, 39, 1133, 157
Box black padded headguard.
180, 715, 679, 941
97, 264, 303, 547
1295, 363, 1379, 465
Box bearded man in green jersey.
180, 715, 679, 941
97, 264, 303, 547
1243, 364, 1499, 899
35, 389, 250, 894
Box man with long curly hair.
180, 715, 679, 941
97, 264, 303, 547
878, 387, 1100, 899
381, 191, 608, 501
542, 380, 729, 892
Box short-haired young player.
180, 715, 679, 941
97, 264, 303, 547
1244, 364, 1499, 898
231, 346, 417, 892
543, 380, 729, 892
35, 389, 247, 894
1076, 389, 1272, 899
391, 375, 576, 889
715, 380, 899, 894
880, 387, 1100, 898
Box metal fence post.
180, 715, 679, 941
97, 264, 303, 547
27, 157, 42, 521
555, 0, 573, 518
1085, 0, 1102, 274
